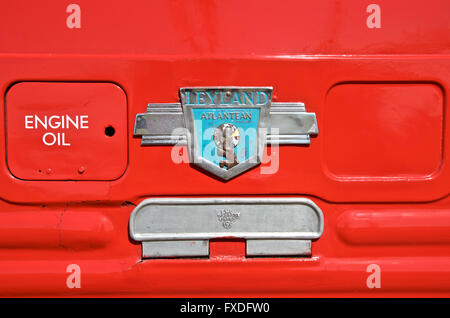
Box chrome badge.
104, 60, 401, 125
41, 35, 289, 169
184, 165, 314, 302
134, 87, 318, 180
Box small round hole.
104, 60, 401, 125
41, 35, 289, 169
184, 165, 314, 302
104, 126, 115, 137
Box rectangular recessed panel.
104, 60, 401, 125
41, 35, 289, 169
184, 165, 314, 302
324, 83, 443, 179
6, 82, 127, 180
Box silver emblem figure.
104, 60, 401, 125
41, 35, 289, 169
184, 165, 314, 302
214, 123, 240, 170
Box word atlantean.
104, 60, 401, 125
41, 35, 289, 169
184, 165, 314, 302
24, 114, 89, 147
200, 111, 252, 120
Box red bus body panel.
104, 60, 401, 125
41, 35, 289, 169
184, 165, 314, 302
0, 0, 449, 296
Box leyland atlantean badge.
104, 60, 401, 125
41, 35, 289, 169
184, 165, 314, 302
134, 87, 318, 180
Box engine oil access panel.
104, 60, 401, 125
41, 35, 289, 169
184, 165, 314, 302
5, 82, 127, 181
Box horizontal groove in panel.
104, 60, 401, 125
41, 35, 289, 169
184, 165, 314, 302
0, 211, 114, 249
337, 210, 450, 245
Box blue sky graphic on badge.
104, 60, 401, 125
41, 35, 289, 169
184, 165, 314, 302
192, 108, 260, 169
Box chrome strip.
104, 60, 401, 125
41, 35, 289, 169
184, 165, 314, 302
134, 102, 318, 146
129, 197, 323, 257
246, 239, 311, 256
142, 240, 209, 258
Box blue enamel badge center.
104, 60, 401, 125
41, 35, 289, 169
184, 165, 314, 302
181, 87, 271, 180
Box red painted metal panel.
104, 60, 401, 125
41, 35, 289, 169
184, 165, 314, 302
324, 83, 443, 178
0, 0, 449, 297
6, 82, 127, 180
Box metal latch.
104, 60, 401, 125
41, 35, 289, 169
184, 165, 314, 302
129, 198, 324, 258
